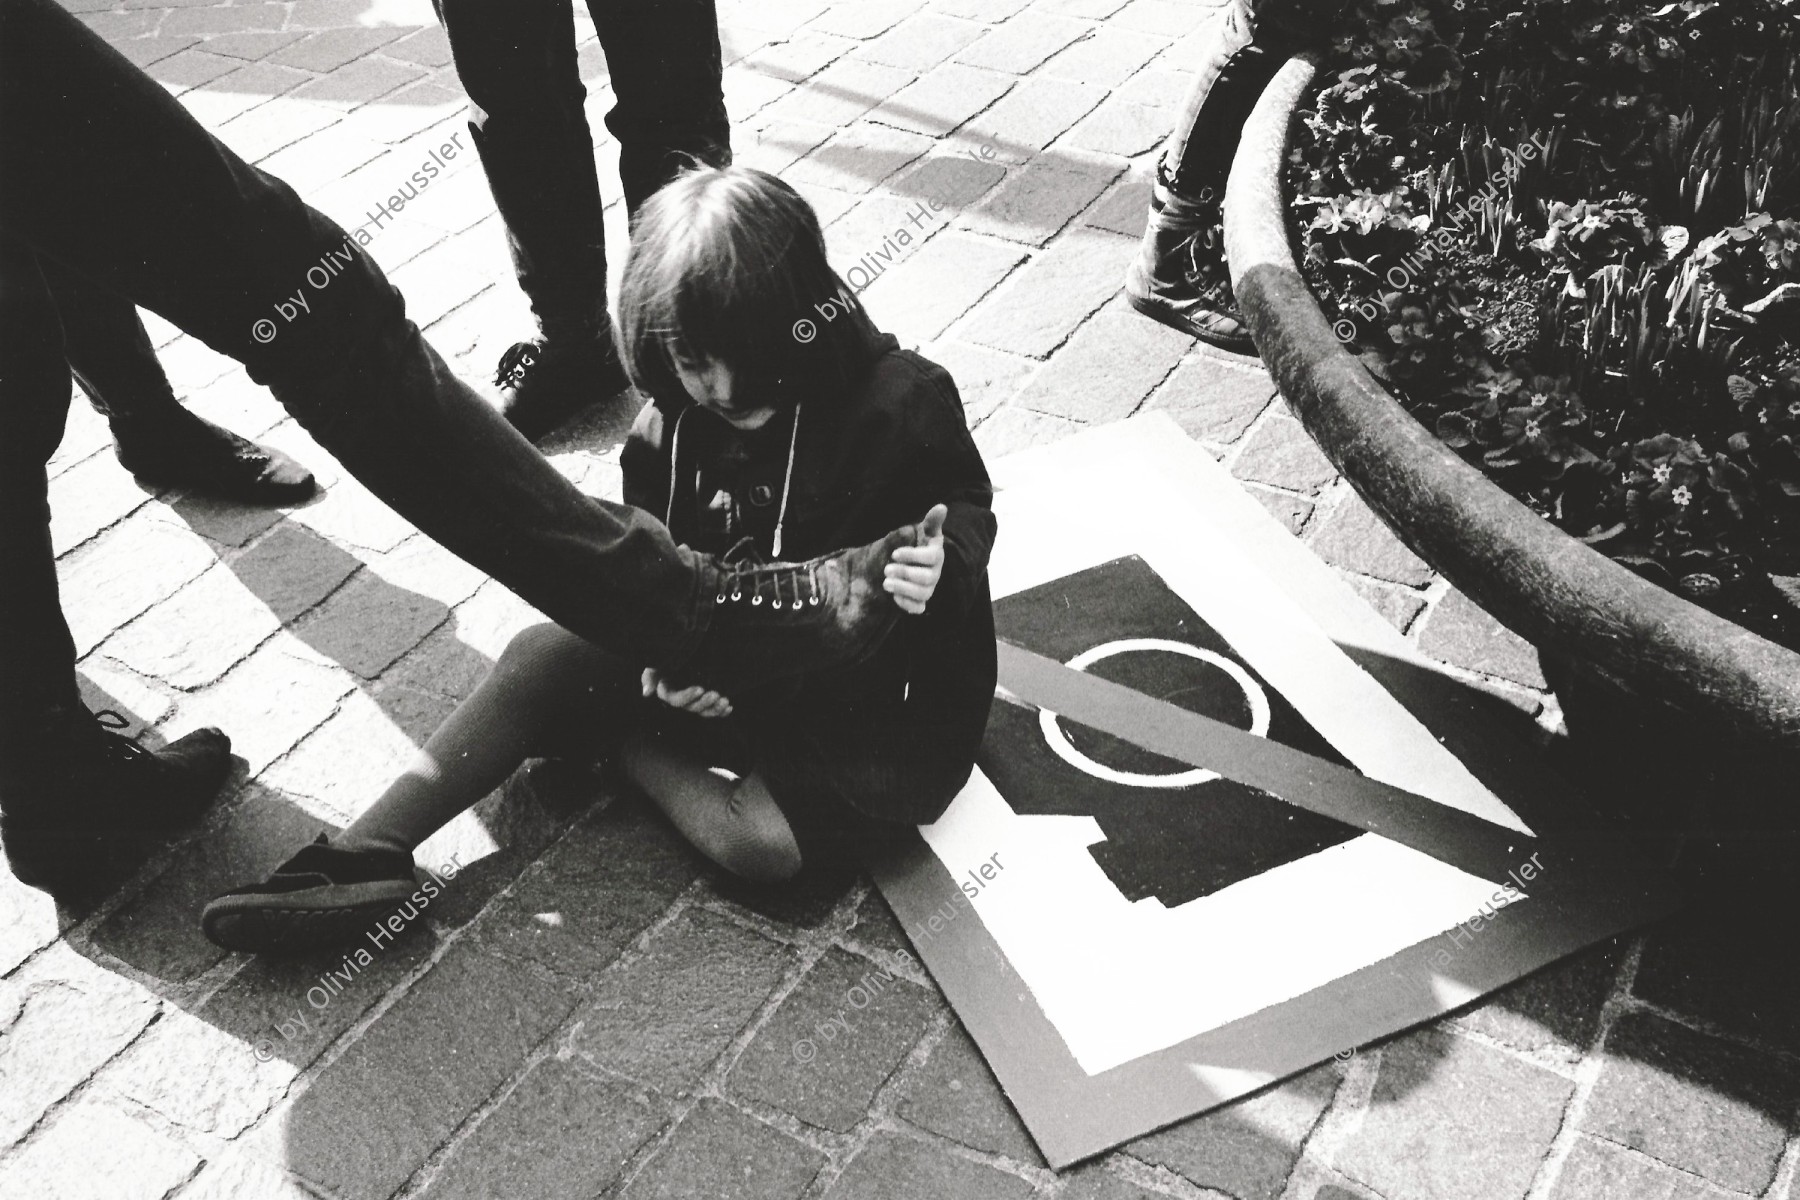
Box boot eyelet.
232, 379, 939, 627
772, 599, 783, 609
752, 596, 763, 606
731, 590, 742, 602
808, 595, 820, 606
715, 593, 727, 604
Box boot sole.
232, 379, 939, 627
1125, 290, 1259, 356
201, 879, 422, 955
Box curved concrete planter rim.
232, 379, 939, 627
1221, 53, 1800, 752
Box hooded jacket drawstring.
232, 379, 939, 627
666, 403, 803, 561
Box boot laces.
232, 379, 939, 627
495, 341, 542, 390
714, 560, 823, 610
91, 710, 152, 766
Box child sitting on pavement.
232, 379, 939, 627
202, 166, 998, 951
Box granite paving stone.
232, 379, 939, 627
728, 946, 941, 1132
199, 917, 439, 1071
1580, 1011, 1800, 1195
1111, 0, 1207, 36
417, 1058, 666, 1200
973, 404, 1084, 456
259, 686, 456, 820
869, 61, 1015, 135
1231, 411, 1342, 494
0, 871, 62, 976
1449, 941, 1623, 1061
764, 57, 916, 127
570, 907, 794, 1096
854, 12, 984, 68
164, 634, 355, 774
1059, 91, 1175, 156
0, 945, 160, 1148
46, 446, 156, 557
160, 3, 285, 36
1632, 903, 1800, 1057
475, 799, 702, 980
1550, 1136, 1741, 1200
958, 226, 1131, 357
889, 150, 1010, 208
964, 155, 1120, 245
1013, 303, 1190, 421
98, 1003, 297, 1137
962, 75, 1108, 158
1144, 347, 1276, 442
1038, 26, 1167, 87
87, 784, 326, 984
1083, 174, 1153, 239
101, 563, 283, 689
860, 229, 1026, 342
112, 33, 202, 69
1129, 1062, 1341, 1200
917, 338, 1035, 420
1335, 1027, 1576, 1200
620, 1098, 827, 1200
742, 31, 858, 81
1249, 485, 1314, 534
823, 1133, 1036, 1200
268, 27, 407, 74
894, 1022, 1042, 1162
1307, 493, 1437, 587
1345, 575, 1429, 634
291, 567, 453, 680
956, 13, 1090, 73
788, 121, 937, 192
806, 0, 928, 39
1416, 587, 1548, 690
282, 943, 582, 1200
60, 515, 217, 656
0, 1102, 201, 1200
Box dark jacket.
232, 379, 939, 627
621, 328, 997, 825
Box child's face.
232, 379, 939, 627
672, 351, 778, 431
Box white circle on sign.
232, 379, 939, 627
1038, 637, 1272, 788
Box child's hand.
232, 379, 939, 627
641, 668, 733, 718
884, 504, 948, 615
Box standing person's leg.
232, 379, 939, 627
0, 233, 231, 889
0, 0, 911, 699
587, 0, 731, 213
1125, 0, 1343, 353
43, 259, 315, 505
434, 0, 628, 440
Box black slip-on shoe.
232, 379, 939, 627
201, 834, 420, 954
114, 410, 316, 505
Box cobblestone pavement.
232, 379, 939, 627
6, 1, 1798, 1197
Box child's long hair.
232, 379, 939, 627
618, 165, 875, 413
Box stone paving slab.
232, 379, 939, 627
5, 1, 1798, 1198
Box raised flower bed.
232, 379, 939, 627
1221, 0, 1800, 805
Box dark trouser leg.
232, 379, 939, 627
38, 258, 181, 422
434, 0, 607, 335
587, 0, 731, 213
0, 0, 709, 664
0, 231, 83, 791
1159, 0, 1344, 198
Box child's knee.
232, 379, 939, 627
725, 776, 803, 883
499, 621, 574, 669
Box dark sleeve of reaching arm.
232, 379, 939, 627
621, 400, 671, 518
906, 358, 996, 620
